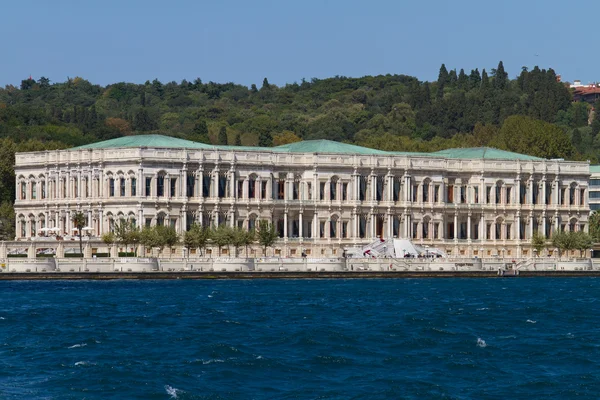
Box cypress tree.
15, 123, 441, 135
261, 78, 270, 90
469, 68, 481, 90
457, 69, 468, 90
437, 64, 449, 86
572, 128, 582, 150
481, 69, 490, 90
494, 61, 508, 90
436, 64, 449, 99
448, 69, 458, 87
218, 126, 228, 145
234, 133, 242, 146
194, 120, 208, 135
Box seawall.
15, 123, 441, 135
2, 270, 600, 280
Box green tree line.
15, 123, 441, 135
101, 220, 279, 257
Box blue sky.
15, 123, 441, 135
1, 0, 597, 87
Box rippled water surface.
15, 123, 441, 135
0, 278, 599, 399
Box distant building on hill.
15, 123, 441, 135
13, 135, 591, 258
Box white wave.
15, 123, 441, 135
208, 295, 213, 298
202, 358, 225, 365
526, 319, 537, 324
68, 343, 87, 349
256, 355, 263, 359
74, 361, 94, 366
476, 338, 487, 348
476, 307, 489, 311
165, 385, 181, 398
0, 317, 5, 320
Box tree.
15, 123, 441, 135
160, 225, 180, 257
218, 125, 228, 145
552, 230, 578, 258
0, 201, 15, 240
493, 61, 508, 90
133, 109, 157, 131
139, 225, 178, 257
71, 211, 86, 257
493, 115, 575, 159
272, 130, 301, 146
574, 231, 593, 257
211, 224, 233, 256
183, 223, 211, 256
589, 211, 600, 243
194, 120, 208, 135
531, 231, 546, 256
101, 232, 116, 256
234, 133, 242, 146
114, 219, 140, 256
257, 220, 278, 256
139, 226, 160, 256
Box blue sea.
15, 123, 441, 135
0, 278, 599, 399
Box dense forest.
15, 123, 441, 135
0, 61, 599, 235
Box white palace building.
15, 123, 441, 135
13, 135, 591, 258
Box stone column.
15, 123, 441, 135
283, 210, 288, 239
98, 209, 104, 235
299, 211, 303, 239
467, 213, 471, 240
453, 213, 458, 240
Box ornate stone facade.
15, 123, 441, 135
14, 138, 591, 258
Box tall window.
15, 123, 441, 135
145, 177, 152, 196
31, 182, 37, 200
157, 176, 164, 197
170, 178, 177, 197
186, 174, 195, 197
131, 178, 137, 196
109, 178, 115, 197
41, 181, 46, 199
120, 178, 125, 197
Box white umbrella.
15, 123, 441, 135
72, 228, 79, 231
82, 227, 93, 231
40, 227, 50, 232
49, 227, 60, 232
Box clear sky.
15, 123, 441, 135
1, 0, 598, 87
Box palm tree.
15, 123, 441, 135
71, 211, 86, 257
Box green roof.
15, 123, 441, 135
71, 135, 550, 161
430, 147, 543, 161
590, 165, 600, 174
74, 134, 214, 150
273, 139, 388, 155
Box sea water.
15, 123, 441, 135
0, 278, 598, 399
